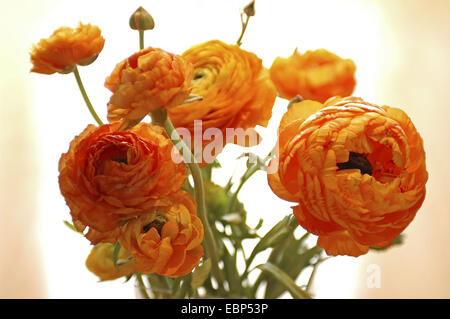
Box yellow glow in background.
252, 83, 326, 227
1, 0, 449, 298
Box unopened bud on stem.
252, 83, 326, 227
243, 0, 255, 17
129, 6, 155, 31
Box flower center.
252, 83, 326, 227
110, 157, 128, 164
142, 213, 167, 235
193, 72, 205, 80
337, 152, 373, 175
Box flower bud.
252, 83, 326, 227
204, 181, 228, 217
129, 6, 155, 31
243, 1, 255, 17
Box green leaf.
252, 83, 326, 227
116, 257, 134, 266
247, 215, 293, 265
222, 246, 241, 295
210, 159, 222, 168
265, 245, 322, 299
63, 220, 83, 235
237, 152, 267, 171
256, 263, 311, 299
112, 242, 121, 272
178, 274, 193, 298
191, 259, 212, 290
254, 219, 264, 230
123, 273, 134, 283
371, 234, 405, 251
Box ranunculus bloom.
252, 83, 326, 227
30, 22, 105, 74
268, 97, 428, 257
269, 49, 356, 103
85, 243, 135, 281
119, 191, 204, 277
168, 40, 277, 160
105, 47, 194, 130
58, 122, 187, 244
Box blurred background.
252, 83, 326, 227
1, 0, 449, 298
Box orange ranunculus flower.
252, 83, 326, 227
30, 22, 105, 74
85, 243, 135, 281
105, 47, 194, 130
268, 97, 428, 257
269, 49, 356, 103
119, 191, 204, 277
168, 40, 277, 159
58, 122, 187, 244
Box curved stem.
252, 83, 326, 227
236, 14, 250, 46
73, 67, 104, 126
227, 164, 259, 213
227, 149, 275, 214
135, 273, 150, 299
158, 113, 225, 292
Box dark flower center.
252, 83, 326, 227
193, 72, 205, 80
110, 157, 128, 164
143, 213, 167, 235
337, 152, 373, 175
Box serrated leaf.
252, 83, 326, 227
191, 259, 212, 290
256, 263, 311, 299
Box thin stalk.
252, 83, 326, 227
237, 13, 250, 46
139, 30, 144, 50
161, 114, 225, 292
135, 273, 150, 299
227, 164, 259, 213
73, 66, 103, 126
306, 256, 331, 293
227, 149, 275, 214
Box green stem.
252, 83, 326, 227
237, 14, 250, 46
227, 164, 258, 213
135, 273, 150, 299
227, 149, 275, 214
156, 111, 225, 292
201, 164, 212, 181
306, 256, 330, 293
73, 66, 103, 126
139, 30, 144, 50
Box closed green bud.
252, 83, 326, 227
129, 6, 155, 31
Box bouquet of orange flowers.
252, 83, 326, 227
30, 3, 427, 299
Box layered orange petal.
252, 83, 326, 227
30, 23, 104, 74
168, 40, 277, 163
268, 97, 428, 257
105, 48, 194, 129
119, 191, 204, 277
58, 122, 187, 244
270, 49, 356, 103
